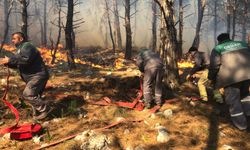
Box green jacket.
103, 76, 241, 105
208, 40, 250, 88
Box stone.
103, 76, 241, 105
42, 121, 50, 128
124, 129, 130, 134
156, 126, 170, 143
163, 109, 173, 118
33, 136, 42, 144
80, 132, 112, 150
74, 130, 91, 142
222, 144, 234, 150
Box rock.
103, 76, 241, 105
42, 121, 50, 127
222, 144, 234, 150
74, 130, 92, 142
1, 133, 10, 141
80, 132, 112, 150
163, 109, 173, 118
156, 126, 170, 143
33, 136, 42, 144
124, 129, 130, 135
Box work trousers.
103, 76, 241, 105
198, 69, 223, 102
22, 75, 48, 113
224, 80, 250, 130
143, 67, 163, 105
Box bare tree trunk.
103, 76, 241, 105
51, 0, 62, 64
214, 0, 218, 45
192, 0, 206, 48
151, 0, 157, 52
133, 0, 138, 46
19, 0, 29, 40
3, 0, 10, 43
113, 0, 122, 50
226, 0, 231, 34
65, 0, 76, 69
154, 0, 179, 89
105, 0, 115, 52
178, 0, 183, 58
43, 0, 48, 46
231, 0, 237, 40
34, 1, 43, 45
242, 0, 248, 42
125, 0, 132, 60
0, 0, 14, 53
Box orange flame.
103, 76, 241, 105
178, 59, 194, 68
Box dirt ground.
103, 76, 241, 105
0, 48, 250, 150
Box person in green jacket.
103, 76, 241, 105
209, 33, 250, 130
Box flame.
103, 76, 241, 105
178, 59, 194, 68
1, 44, 16, 52
114, 53, 126, 69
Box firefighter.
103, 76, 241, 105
135, 49, 164, 109
0, 32, 51, 120
186, 47, 209, 101
208, 33, 250, 130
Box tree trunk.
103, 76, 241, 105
155, 0, 179, 89
214, 0, 217, 45
51, 0, 62, 64
133, 0, 138, 46
178, 0, 183, 58
113, 0, 122, 50
65, 0, 76, 69
151, 0, 157, 52
231, 0, 236, 40
0, 0, 14, 52
226, 0, 231, 34
125, 0, 132, 60
192, 0, 206, 48
43, 0, 48, 46
19, 0, 29, 40
242, 0, 248, 42
105, 0, 115, 52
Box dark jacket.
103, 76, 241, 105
189, 51, 207, 76
135, 49, 163, 72
6, 42, 49, 82
208, 40, 250, 88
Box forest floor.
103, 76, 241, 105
0, 48, 250, 150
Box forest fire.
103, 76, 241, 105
177, 60, 194, 69
1, 44, 87, 66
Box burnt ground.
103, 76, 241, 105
0, 48, 250, 150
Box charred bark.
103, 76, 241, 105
178, 0, 183, 58
113, 0, 122, 50
105, 0, 115, 52
18, 0, 29, 40
192, 0, 206, 48
151, 0, 158, 52
125, 0, 132, 59
154, 0, 179, 89
65, 0, 76, 69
